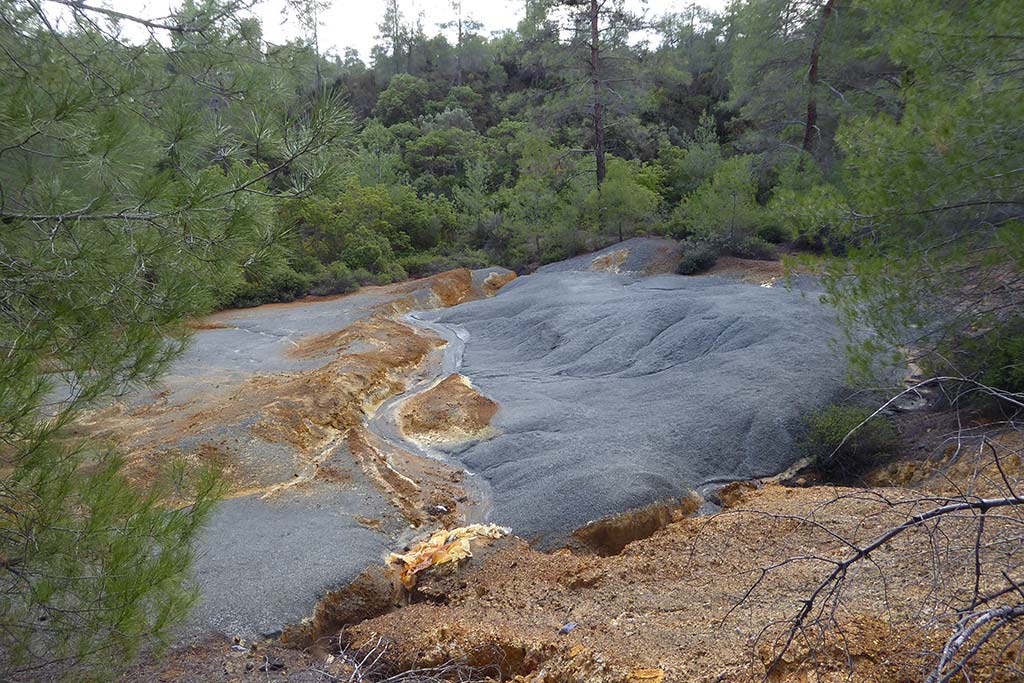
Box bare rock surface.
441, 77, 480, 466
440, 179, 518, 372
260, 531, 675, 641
426, 270, 846, 547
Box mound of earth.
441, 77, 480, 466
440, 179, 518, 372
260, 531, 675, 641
537, 237, 682, 276
345, 480, 1016, 683
128, 430, 1024, 683
399, 373, 499, 446
425, 270, 846, 547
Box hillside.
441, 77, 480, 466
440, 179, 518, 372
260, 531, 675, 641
120, 244, 1024, 683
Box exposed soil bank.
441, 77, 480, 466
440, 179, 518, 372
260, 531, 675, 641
344, 432, 1024, 683
125, 432, 1024, 683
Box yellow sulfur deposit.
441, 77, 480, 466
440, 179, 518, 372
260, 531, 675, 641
388, 524, 510, 589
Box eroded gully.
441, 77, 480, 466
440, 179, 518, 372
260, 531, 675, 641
365, 311, 495, 525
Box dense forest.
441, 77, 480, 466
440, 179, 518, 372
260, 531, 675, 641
0, 0, 1021, 678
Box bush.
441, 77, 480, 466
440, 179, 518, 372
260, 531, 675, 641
802, 405, 899, 479
227, 264, 310, 308
340, 226, 395, 272
677, 242, 719, 275
351, 268, 376, 286
308, 261, 359, 297
725, 235, 776, 260
948, 317, 1024, 394
374, 261, 408, 285
398, 250, 491, 278
674, 155, 764, 244
757, 221, 791, 244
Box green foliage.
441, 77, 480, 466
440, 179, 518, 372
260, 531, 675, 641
756, 221, 791, 245
584, 158, 661, 243
666, 112, 723, 199
373, 74, 430, 125
340, 225, 395, 271
285, 178, 455, 264
0, 0, 356, 675
676, 242, 719, 275
815, 0, 1024, 379
0, 1, 357, 676
309, 260, 360, 297
398, 250, 491, 279
769, 182, 845, 252
2, 441, 222, 681
946, 318, 1024, 394
674, 156, 767, 250
228, 261, 311, 308
404, 125, 484, 196
729, 235, 776, 260
802, 405, 899, 479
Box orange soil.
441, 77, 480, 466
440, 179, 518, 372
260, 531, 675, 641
122, 427, 1024, 683
399, 374, 499, 446
347, 480, 1021, 683
590, 249, 631, 274
77, 269, 514, 520
706, 257, 789, 285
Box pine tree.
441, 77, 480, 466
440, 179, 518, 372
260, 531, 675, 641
0, 1, 352, 678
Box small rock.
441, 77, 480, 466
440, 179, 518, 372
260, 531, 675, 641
261, 625, 283, 640
230, 644, 248, 653
426, 504, 449, 517
558, 622, 578, 635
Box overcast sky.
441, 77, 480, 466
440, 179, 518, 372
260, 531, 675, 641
87, 1, 729, 62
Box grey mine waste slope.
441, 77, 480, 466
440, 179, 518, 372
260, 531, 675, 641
425, 252, 845, 547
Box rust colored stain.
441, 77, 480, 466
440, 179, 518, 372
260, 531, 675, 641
348, 481, 1021, 683
399, 374, 499, 446
76, 268, 509, 515
590, 249, 629, 273
484, 270, 517, 294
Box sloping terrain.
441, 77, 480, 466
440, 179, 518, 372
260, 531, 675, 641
536, 237, 683, 276
423, 270, 846, 546
125, 433, 1024, 683
111, 240, 849, 662
81, 268, 515, 640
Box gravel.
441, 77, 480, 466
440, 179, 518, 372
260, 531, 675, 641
426, 270, 846, 548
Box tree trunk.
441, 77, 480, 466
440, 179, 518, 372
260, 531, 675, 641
802, 0, 836, 155
590, 0, 606, 186
455, 14, 464, 86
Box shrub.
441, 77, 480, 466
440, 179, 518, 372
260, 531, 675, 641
675, 155, 764, 245
725, 235, 776, 260
677, 242, 719, 275
398, 250, 491, 278
757, 221, 791, 244
351, 268, 376, 286
340, 226, 394, 272
228, 264, 310, 308
947, 317, 1024, 394
375, 261, 408, 285
308, 261, 359, 297
802, 405, 899, 479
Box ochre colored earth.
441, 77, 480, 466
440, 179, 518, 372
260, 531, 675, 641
399, 373, 499, 446
114, 258, 1023, 683
77, 269, 514, 522
126, 453, 1024, 682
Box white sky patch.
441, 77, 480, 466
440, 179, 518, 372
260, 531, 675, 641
48, 0, 728, 63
